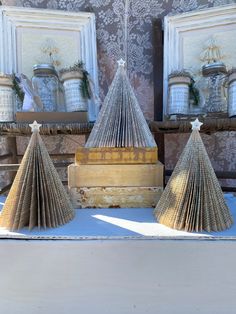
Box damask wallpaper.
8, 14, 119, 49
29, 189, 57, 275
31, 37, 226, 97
1, 0, 236, 190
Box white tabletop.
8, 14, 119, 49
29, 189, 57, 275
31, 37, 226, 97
0, 194, 236, 240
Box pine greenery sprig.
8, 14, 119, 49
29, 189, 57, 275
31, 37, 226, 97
80, 69, 91, 99
189, 78, 200, 106
12, 74, 24, 103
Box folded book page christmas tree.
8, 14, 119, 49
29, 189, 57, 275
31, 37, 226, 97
68, 60, 163, 208
154, 118, 233, 232
0, 121, 75, 231
85, 59, 156, 148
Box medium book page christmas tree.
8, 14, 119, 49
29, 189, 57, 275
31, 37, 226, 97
0, 121, 74, 231
154, 119, 233, 232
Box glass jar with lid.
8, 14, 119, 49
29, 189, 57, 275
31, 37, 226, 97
202, 62, 227, 114
32, 64, 60, 112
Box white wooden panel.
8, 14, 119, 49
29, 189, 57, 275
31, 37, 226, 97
164, 4, 236, 117
0, 239, 236, 314
0, 6, 99, 121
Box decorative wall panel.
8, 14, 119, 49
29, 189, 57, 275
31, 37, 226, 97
164, 4, 236, 115
0, 6, 99, 121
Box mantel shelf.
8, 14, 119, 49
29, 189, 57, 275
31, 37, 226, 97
1, 118, 236, 137
0, 122, 94, 136
150, 117, 236, 134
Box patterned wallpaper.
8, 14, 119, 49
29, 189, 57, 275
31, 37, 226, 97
1, 0, 236, 190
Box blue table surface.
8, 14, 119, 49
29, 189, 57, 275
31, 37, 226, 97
0, 194, 236, 239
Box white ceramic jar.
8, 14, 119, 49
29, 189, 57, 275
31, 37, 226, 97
60, 71, 88, 112
168, 74, 191, 116
0, 74, 14, 122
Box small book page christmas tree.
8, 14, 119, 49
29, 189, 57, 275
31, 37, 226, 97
85, 59, 156, 148
154, 119, 233, 232
0, 121, 74, 231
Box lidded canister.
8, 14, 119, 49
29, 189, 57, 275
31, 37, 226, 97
60, 71, 88, 112
0, 74, 14, 122
228, 69, 236, 117
202, 62, 227, 114
168, 72, 191, 116
32, 64, 60, 112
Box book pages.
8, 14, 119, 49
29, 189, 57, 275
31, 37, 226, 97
0, 121, 75, 231
85, 60, 156, 148
154, 120, 233, 232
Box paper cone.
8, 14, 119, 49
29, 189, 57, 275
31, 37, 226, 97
0, 121, 75, 231
85, 59, 156, 148
154, 119, 233, 232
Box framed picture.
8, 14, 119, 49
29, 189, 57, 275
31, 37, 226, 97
0, 6, 99, 121
163, 4, 236, 117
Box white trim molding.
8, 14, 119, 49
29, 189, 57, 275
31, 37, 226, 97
0, 6, 99, 121
164, 4, 236, 117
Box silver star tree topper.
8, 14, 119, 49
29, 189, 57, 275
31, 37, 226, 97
117, 58, 126, 67
29, 120, 42, 133
191, 118, 203, 131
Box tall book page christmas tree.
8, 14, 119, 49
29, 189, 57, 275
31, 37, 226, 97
85, 59, 156, 148
68, 60, 163, 208
0, 121, 75, 231
154, 118, 233, 232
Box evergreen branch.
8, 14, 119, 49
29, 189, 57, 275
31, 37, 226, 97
189, 78, 200, 106
80, 70, 91, 99
12, 74, 24, 103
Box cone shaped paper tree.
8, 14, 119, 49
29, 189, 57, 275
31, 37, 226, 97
154, 118, 233, 232
85, 59, 156, 148
0, 121, 75, 231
